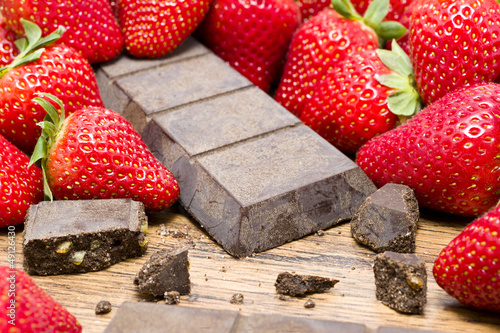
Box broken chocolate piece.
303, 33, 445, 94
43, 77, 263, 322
23, 199, 148, 275
373, 251, 427, 314
95, 301, 112, 315
351, 183, 419, 253
134, 247, 190, 297
274, 272, 339, 296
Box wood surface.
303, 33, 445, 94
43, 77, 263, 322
1, 204, 499, 333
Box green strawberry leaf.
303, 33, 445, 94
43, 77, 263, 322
332, 0, 362, 20
0, 20, 65, 78
387, 90, 422, 118
363, 0, 389, 29
376, 41, 412, 77
375, 73, 409, 89
29, 93, 67, 201
375, 21, 407, 45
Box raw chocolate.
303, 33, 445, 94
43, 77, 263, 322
229, 293, 244, 305
95, 301, 112, 315
23, 199, 148, 275
275, 272, 339, 296
134, 247, 190, 297
351, 183, 419, 253
373, 251, 427, 314
304, 299, 315, 309
104, 302, 367, 333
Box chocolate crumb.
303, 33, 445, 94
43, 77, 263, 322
316, 230, 325, 236
230, 293, 244, 305
95, 300, 112, 315
304, 299, 315, 309
164, 291, 181, 305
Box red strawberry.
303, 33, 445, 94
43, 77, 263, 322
275, 0, 406, 117
0, 134, 43, 227
0, 266, 81, 332
0, 14, 18, 66
433, 205, 500, 312
0, 20, 104, 154
296, 0, 331, 22
196, 0, 301, 92
300, 41, 421, 154
117, 0, 213, 58
30, 94, 180, 211
0, 0, 123, 64
409, 0, 500, 105
357, 83, 500, 217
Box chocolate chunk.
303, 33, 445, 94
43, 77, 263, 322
104, 302, 367, 333
275, 272, 339, 296
351, 183, 419, 253
95, 301, 112, 315
164, 291, 181, 305
23, 199, 148, 275
134, 247, 190, 297
373, 251, 427, 314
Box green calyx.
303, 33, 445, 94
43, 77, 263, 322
375, 40, 422, 122
28, 93, 67, 201
0, 19, 65, 78
331, 0, 407, 47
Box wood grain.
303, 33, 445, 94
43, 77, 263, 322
1, 204, 499, 333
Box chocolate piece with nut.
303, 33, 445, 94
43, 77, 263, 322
373, 251, 427, 314
23, 199, 148, 275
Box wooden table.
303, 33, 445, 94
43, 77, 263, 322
2, 204, 499, 333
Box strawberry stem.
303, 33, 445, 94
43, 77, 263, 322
29, 93, 67, 201
0, 19, 65, 78
331, 0, 406, 47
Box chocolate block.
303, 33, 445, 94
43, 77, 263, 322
104, 302, 239, 333
146, 120, 376, 257
235, 314, 367, 333
373, 251, 427, 314
134, 247, 190, 297
351, 183, 419, 253
105, 302, 368, 333
23, 199, 148, 275
275, 272, 339, 296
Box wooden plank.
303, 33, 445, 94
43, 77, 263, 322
2, 205, 499, 333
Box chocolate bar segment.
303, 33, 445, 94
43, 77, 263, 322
104, 302, 368, 333
23, 199, 148, 275
149, 122, 376, 257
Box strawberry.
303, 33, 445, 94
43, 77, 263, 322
300, 40, 421, 154
409, 0, 500, 105
296, 0, 331, 22
0, 266, 81, 332
0, 20, 104, 154
433, 205, 500, 312
0, 14, 18, 67
196, 0, 301, 92
0, 134, 43, 227
356, 83, 500, 217
0, 0, 123, 64
117, 0, 213, 58
383, 0, 416, 55
30, 94, 180, 211
274, 0, 406, 117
